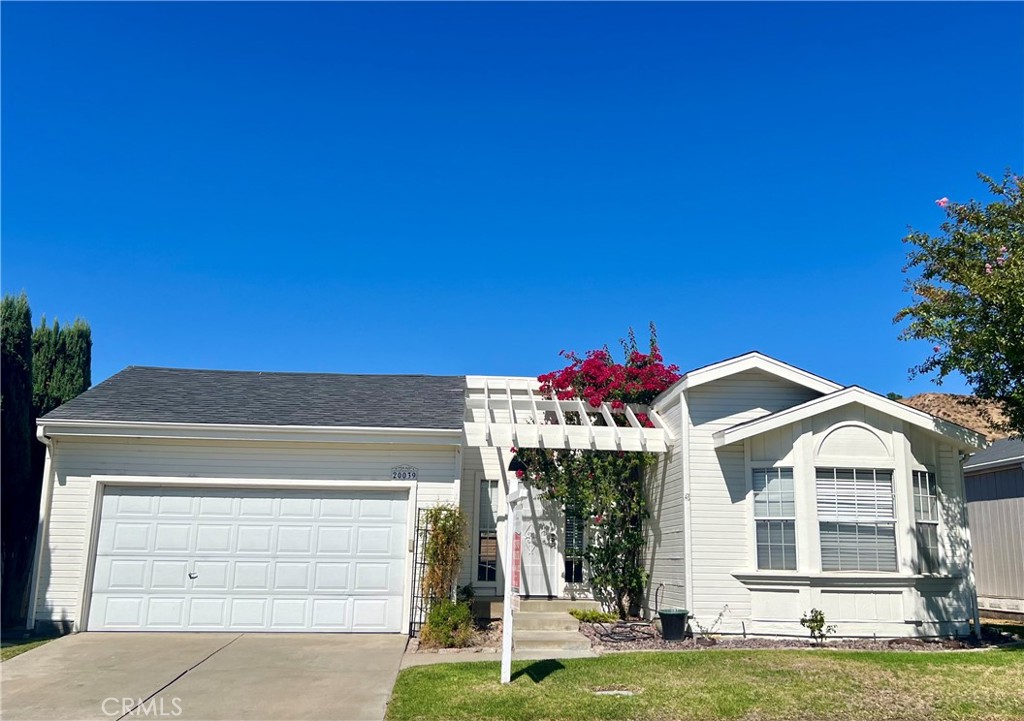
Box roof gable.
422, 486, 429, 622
41, 366, 467, 431
713, 385, 986, 451
653, 352, 841, 408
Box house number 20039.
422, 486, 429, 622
391, 466, 418, 480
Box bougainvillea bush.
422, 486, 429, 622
513, 325, 680, 618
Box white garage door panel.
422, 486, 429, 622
88, 487, 408, 632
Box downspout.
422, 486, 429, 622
25, 425, 55, 630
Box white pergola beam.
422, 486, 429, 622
464, 384, 672, 454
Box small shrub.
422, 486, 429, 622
800, 608, 837, 646
693, 604, 729, 641
420, 600, 475, 648
569, 608, 619, 623
422, 505, 469, 606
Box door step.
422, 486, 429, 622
511, 599, 598, 653
513, 630, 592, 652
514, 611, 581, 632
518, 598, 601, 613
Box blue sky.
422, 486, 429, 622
3, 2, 1022, 396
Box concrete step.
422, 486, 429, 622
518, 599, 602, 613
472, 598, 503, 620
513, 611, 580, 632
513, 630, 592, 652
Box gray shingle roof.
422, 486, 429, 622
964, 438, 1024, 470
41, 367, 467, 430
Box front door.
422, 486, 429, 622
519, 483, 562, 597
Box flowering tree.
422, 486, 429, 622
895, 171, 1023, 436
512, 325, 681, 618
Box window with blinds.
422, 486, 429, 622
816, 468, 897, 572
752, 467, 796, 570
913, 470, 940, 573
477, 479, 499, 583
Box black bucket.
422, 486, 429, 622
658, 608, 689, 641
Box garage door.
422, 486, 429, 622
87, 487, 409, 632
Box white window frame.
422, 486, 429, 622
912, 469, 940, 574
474, 474, 501, 588
816, 467, 899, 573
751, 467, 797, 571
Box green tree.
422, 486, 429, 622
896, 171, 1024, 436
1, 293, 34, 625
28, 317, 93, 599
32, 317, 92, 418
0, 305, 92, 626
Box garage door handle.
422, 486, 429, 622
188, 572, 198, 580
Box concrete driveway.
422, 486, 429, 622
1, 633, 407, 721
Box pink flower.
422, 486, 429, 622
1000, 246, 1008, 253
935, 197, 949, 208
594, 514, 603, 525
515, 469, 525, 479
985, 263, 993, 275
510, 447, 517, 454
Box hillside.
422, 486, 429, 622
900, 393, 1010, 441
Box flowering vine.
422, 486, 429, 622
513, 324, 681, 618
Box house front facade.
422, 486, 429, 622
29, 353, 984, 638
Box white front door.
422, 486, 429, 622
519, 483, 562, 597
87, 486, 409, 632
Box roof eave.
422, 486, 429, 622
37, 418, 464, 446
713, 386, 987, 451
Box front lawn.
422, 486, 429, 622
387, 648, 1024, 721
1, 636, 56, 662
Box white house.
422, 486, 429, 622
28, 352, 984, 639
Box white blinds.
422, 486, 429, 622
816, 468, 895, 522
817, 468, 898, 572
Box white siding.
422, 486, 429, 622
644, 398, 686, 612
36, 437, 458, 627
458, 446, 511, 594
686, 370, 822, 630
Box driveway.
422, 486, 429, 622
1, 633, 407, 721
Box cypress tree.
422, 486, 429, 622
1, 293, 34, 625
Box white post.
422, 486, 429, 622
500, 480, 522, 685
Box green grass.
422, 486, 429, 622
1, 636, 56, 662
387, 648, 1024, 721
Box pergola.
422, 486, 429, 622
463, 376, 675, 682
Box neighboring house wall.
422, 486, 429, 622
36, 436, 458, 628
965, 464, 1024, 614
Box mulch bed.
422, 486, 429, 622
579, 621, 1021, 653
408, 620, 503, 655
